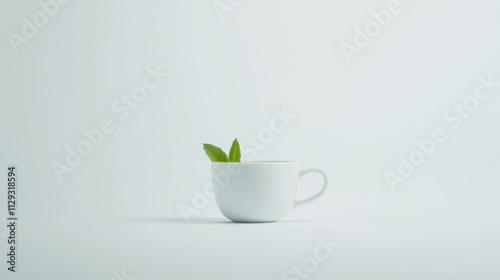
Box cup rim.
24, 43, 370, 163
212, 161, 297, 164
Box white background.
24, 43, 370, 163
1, 0, 499, 279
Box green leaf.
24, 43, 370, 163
228, 138, 241, 162
203, 144, 229, 162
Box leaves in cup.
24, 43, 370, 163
203, 144, 229, 162
203, 138, 241, 162
228, 138, 241, 162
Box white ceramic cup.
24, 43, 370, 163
211, 161, 327, 223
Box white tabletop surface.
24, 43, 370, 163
5, 205, 498, 280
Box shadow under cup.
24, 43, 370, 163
211, 161, 327, 223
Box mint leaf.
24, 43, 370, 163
203, 144, 229, 162
228, 138, 241, 162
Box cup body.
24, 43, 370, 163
211, 161, 298, 223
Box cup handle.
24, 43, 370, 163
293, 169, 328, 208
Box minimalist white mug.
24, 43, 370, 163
211, 161, 327, 223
